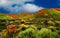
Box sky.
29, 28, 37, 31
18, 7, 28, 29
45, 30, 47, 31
0, 0, 59, 14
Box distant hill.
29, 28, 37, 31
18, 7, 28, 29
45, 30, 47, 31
18, 12, 34, 19
52, 8, 60, 11
0, 8, 60, 19
36, 8, 60, 20
0, 13, 13, 19
37, 8, 48, 15
5, 14, 18, 19
37, 8, 60, 15
0, 12, 34, 19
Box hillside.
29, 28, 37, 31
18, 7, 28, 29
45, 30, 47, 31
18, 13, 34, 19
0, 13, 13, 19
0, 8, 60, 38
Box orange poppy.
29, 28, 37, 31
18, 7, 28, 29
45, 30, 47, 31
37, 9, 47, 15
53, 8, 60, 11
5, 14, 18, 18
6, 25, 17, 33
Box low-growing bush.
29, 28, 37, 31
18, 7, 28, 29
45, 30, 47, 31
2, 32, 17, 38
37, 28, 58, 38
2, 28, 59, 38
16, 28, 38, 38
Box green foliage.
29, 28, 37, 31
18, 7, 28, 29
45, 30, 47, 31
37, 28, 58, 38
0, 22, 6, 32
50, 32, 58, 38
16, 28, 37, 38
16, 28, 59, 38
2, 32, 17, 38
46, 9, 60, 20
0, 13, 12, 19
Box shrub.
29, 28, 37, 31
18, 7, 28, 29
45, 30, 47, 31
16, 28, 38, 38
37, 28, 58, 38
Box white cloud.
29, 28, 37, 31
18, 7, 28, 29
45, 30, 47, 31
23, 4, 44, 12
0, 0, 44, 14
4, 6, 23, 14
0, 0, 7, 4
0, 0, 33, 6
3, 4, 44, 14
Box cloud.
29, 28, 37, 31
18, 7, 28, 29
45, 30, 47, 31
23, 4, 44, 13
0, 0, 44, 14
3, 4, 44, 14
0, 0, 33, 6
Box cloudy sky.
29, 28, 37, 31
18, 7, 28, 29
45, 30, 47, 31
0, 0, 59, 14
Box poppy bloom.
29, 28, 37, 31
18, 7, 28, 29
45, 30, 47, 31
37, 9, 48, 15
5, 14, 18, 18
6, 25, 17, 34
53, 8, 60, 11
